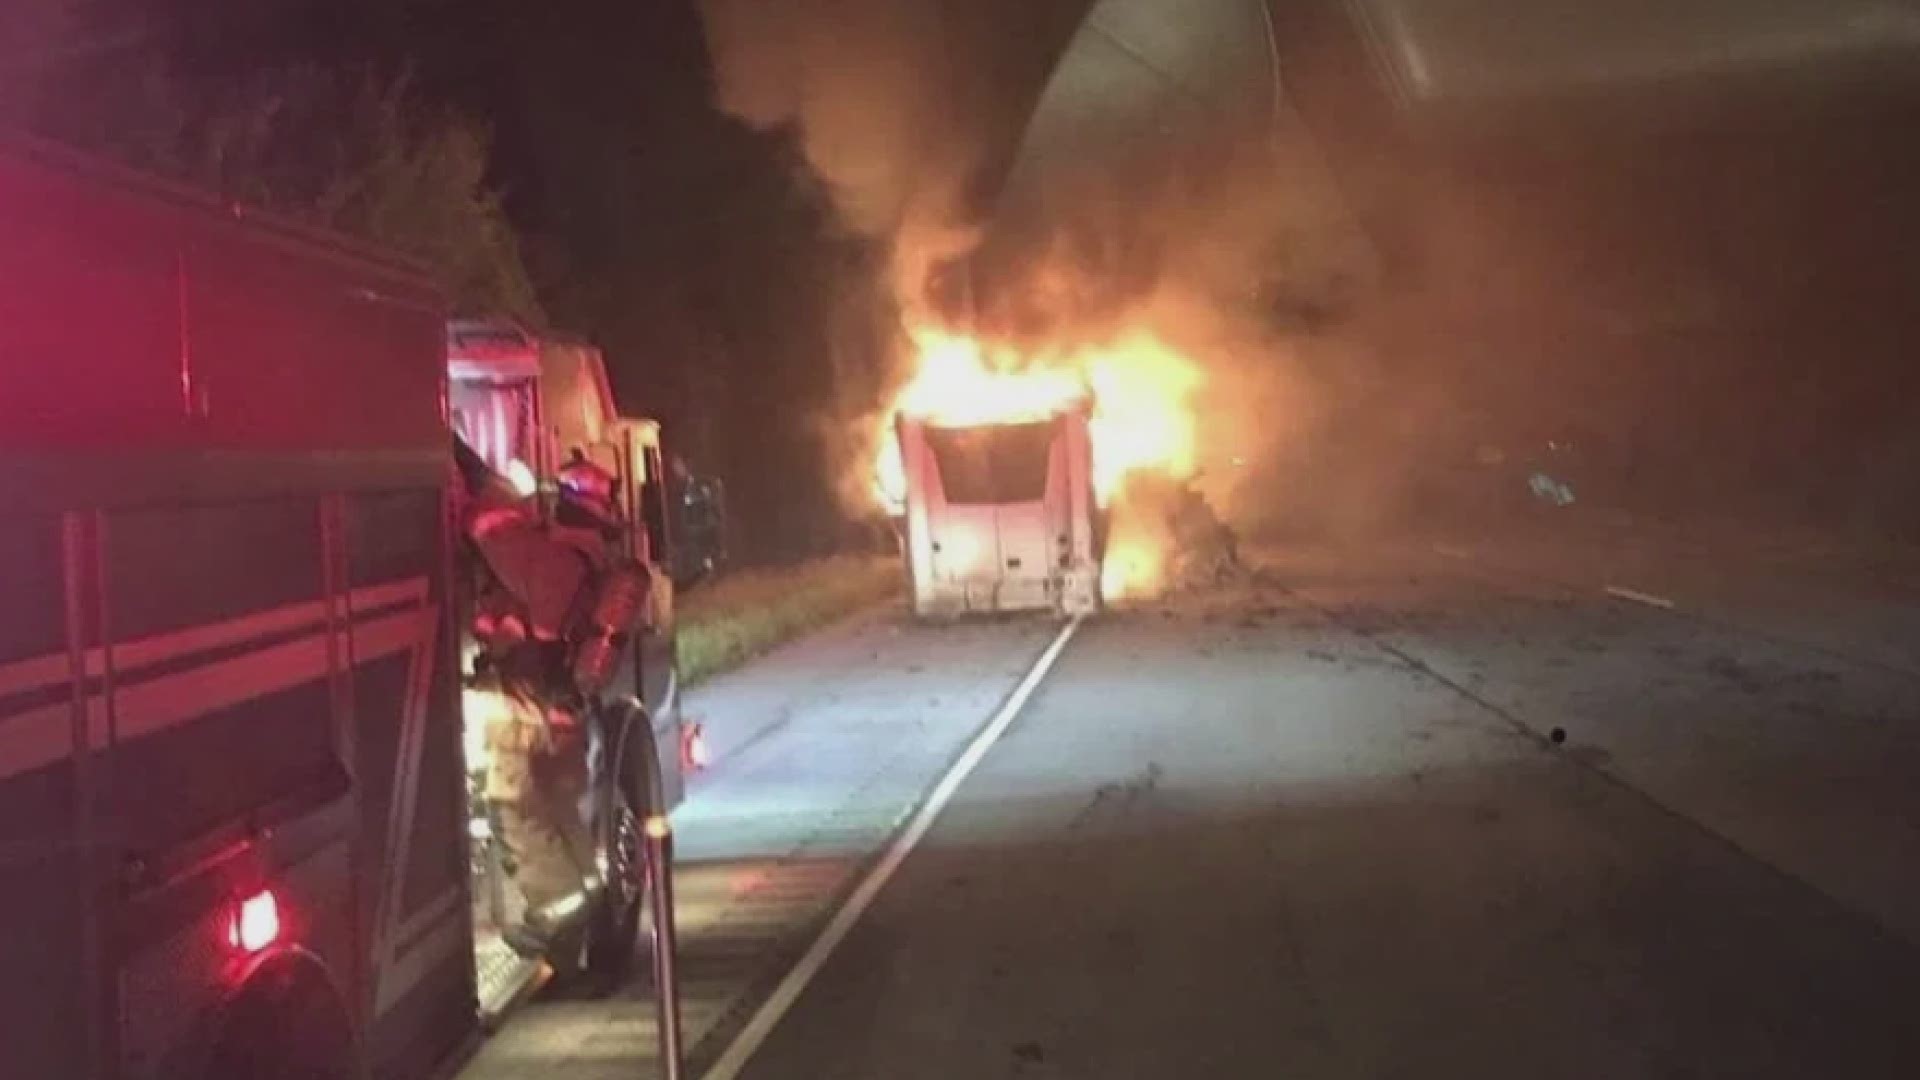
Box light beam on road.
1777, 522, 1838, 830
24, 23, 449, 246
700, 615, 1085, 1080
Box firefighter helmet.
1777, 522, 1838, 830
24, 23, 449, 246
556, 456, 620, 531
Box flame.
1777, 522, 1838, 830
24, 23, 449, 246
874, 323, 1200, 518
1099, 533, 1169, 599
1084, 333, 1202, 504
872, 321, 1203, 601
895, 327, 1089, 426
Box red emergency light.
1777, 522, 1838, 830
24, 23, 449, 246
227, 889, 282, 955
681, 722, 711, 772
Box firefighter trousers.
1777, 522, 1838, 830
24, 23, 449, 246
496, 797, 594, 919
491, 741, 596, 920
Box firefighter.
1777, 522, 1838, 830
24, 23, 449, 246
459, 445, 647, 956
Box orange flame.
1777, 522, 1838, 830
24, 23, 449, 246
1099, 530, 1169, 600
894, 326, 1089, 427
873, 325, 1087, 513
1084, 332, 1202, 504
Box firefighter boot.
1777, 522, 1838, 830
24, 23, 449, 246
491, 721, 595, 959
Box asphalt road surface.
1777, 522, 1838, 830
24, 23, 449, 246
466, 528, 1920, 1080
727, 536, 1920, 1080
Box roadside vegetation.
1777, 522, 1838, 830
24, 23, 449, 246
676, 556, 901, 684
24, 39, 542, 325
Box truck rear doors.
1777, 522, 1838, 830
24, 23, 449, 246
898, 407, 1100, 616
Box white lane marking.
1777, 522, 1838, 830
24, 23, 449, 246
1432, 543, 1472, 561
700, 615, 1086, 1080
1605, 585, 1676, 611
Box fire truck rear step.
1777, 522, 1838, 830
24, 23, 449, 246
475, 933, 550, 1031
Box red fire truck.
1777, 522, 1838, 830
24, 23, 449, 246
0, 138, 675, 1079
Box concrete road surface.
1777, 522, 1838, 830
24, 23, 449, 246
727, 539, 1920, 1079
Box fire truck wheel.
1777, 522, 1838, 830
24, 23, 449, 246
201, 949, 355, 1080
584, 701, 661, 986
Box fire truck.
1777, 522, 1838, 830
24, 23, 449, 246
0, 138, 678, 1080
894, 400, 1102, 617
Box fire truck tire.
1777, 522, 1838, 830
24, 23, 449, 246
584, 701, 661, 985
200, 949, 355, 1080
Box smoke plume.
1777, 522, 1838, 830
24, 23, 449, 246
698, 0, 1032, 516
698, 0, 1389, 545
700, 1, 1004, 292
